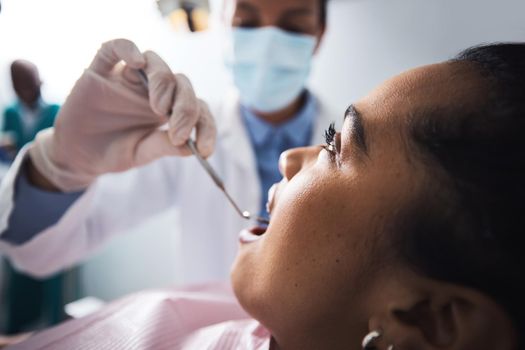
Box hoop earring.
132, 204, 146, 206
362, 330, 395, 350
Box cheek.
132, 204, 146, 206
270, 165, 366, 254
268, 173, 370, 278
234, 171, 375, 326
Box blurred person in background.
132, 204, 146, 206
2, 60, 59, 152
0, 0, 337, 286
0, 135, 16, 164
0, 59, 78, 339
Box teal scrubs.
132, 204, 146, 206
0, 99, 77, 335
2, 100, 59, 150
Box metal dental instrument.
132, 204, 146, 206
138, 69, 270, 225
185, 139, 270, 225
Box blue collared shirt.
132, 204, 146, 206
241, 91, 317, 219
2, 164, 83, 245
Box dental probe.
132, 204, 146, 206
137, 69, 270, 225
185, 139, 270, 224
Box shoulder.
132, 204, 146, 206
2, 106, 19, 125
9, 285, 248, 350
44, 103, 60, 115
3, 105, 18, 117
39, 104, 60, 124
181, 319, 270, 349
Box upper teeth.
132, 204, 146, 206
266, 184, 277, 215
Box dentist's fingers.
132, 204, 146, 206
134, 129, 192, 166
134, 101, 216, 164
168, 74, 200, 147
89, 39, 145, 76
195, 100, 217, 158
142, 51, 178, 117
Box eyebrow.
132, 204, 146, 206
344, 104, 369, 156
235, 1, 259, 16
280, 8, 314, 19
236, 2, 313, 19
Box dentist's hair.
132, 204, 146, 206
320, 0, 329, 26
403, 43, 525, 345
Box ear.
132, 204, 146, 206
368, 282, 518, 350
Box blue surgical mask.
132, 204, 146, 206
226, 27, 317, 113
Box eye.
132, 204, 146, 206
232, 16, 259, 28
237, 21, 258, 28
279, 25, 305, 34
323, 122, 337, 155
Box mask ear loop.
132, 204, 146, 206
362, 330, 394, 350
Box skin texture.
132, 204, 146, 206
225, 0, 325, 124
10, 60, 42, 109
231, 62, 518, 349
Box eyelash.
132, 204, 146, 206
323, 122, 337, 154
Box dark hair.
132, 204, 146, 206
402, 43, 525, 345
320, 0, 329, 27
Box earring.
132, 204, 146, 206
362, 330, 395, 350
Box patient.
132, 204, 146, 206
10, 43, 524, 349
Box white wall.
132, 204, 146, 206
0, 0, 228, 109
1, 0, 524, 301
309, 0, 525, 114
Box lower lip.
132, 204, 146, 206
239, 226, 267, 244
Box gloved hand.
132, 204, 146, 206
29, 39, 216, 192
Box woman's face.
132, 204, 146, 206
231, 62, 482, 346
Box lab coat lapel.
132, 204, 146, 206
217, 91, 257, 174
216, 91, 261, 215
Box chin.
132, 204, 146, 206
230, 252, 252, 308
230, 250, 268, 325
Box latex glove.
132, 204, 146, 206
29, 39, 216, 192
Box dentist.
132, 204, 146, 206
0, 0, 336, 282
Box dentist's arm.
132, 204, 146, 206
0, 39, 216, 277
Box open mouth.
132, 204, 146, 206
239, 183, 278, 244
239, 225, 268, 244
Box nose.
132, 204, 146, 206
278, 146, 322, 180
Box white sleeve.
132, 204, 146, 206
0, 146, 181, 278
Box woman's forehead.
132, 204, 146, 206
354, 62, 482, 130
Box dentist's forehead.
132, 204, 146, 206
223, 0, 320, 16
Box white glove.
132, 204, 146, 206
29, 39, 216, 192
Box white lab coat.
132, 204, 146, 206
0, 91, 337, 280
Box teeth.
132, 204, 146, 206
239, 229, 263, 243
266, 184, 277, 215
